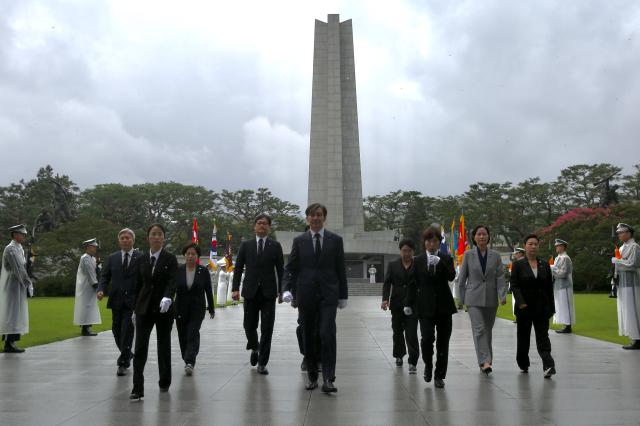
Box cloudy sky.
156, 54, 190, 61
1, 0, 639, 209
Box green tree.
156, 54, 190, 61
620, 163, 640, 202
556, 163, 622, 208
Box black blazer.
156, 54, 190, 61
282, 230, 348, 309
98, 250, 140, 311
510, 257, 555, 319
382, 258, 414, 309
134, 249, 178, 316
232, 237, 284, 300
406, 252, 457, 318
175, 264, 214, 317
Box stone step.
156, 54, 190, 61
348, 281, 383, 296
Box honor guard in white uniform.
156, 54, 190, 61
612, 223, 640, 350
74, 238, 102, 336
368, 265, 377, 283
216, 259, 232, 307
0, 225, 33, 353
551, 239, 575, 333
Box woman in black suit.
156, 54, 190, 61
510, 234, 556, 378
176, 242, 215, 376
405, 226, 457, 389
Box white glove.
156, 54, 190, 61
159, 297, 172, 313
131, 312, 136, 325
338, 299, 348, 309
27, 283, 34, 297
403, 307, 413, 316
611, 257, 619, 264
428, 254, 440, 266
282, 291, 293, 303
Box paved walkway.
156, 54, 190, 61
1, 296, 639, 425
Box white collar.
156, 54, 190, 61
256, 235, 267, 244
310, 228, 325, 238
150, 249, 162, 259
122, 249, 134, 257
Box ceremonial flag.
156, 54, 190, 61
549, 256, 554, 266
191, 218, 199, 243
457, 214, 466, 259
508, 262, 512, 273
208, 222, 218, 270
191, 218, 200, 264
224, 231, 234, 272
449, 219, 455, 256
615, 245, 622, 259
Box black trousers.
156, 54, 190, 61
516, 312, 555, 370
132, 312, 174, 394
297, 310, 321, 357
111, 308, 134, 367
391, 306, 419, 365
419, 315, 452, 380
243, 288, 276, 366
176, 310, 205, 366
301, 303, 337, 382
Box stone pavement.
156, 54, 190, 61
1, 296, 639, 425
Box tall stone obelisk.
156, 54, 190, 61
307, 14, 364, 234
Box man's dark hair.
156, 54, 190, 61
524, 233, 539, 244
305, 203, 328, 217
254, 213, 272, 225
182, 241, 201, 257
398, 238, 416, 251
422, 226, 443, 245
147, 223, 166, 236
471, 225, 491, 244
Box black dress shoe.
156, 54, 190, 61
117, 366, 126, 376
305, 380, 318, 390
159, 386, 170, 392
543, 367, 556, 378
520, 368, 528, 374
4, 343, 25, 353
555, 326, 572, 334
424, 368, 432, 383
322, 381, 337, 393
250, 350, 259, 366
257, 365, 269, 375
129, 392, 143, 400
81, 326, 98, 336
481, 366, 492, 376
300, 358, 307, 372
434, 379, 445, 388
622, 340, 640, 350
395, 357, 403, 367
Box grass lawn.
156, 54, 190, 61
14, 296, 240, 348
497, 293, 629, 346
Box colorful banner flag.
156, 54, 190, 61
456, 214, 466, 264
208, 222, 218, 270
549, 256, 555, 266
224, 231, 234, 272
615, 245, 622, 259
192, 218, 200, 264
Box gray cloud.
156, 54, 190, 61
1, 0, 639, 210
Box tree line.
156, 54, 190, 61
1, 163, 638, 294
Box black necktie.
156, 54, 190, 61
314, 234, 321, 260
258, 238, 264, 257
150, 256, 156, 273
123, 252, 129, 273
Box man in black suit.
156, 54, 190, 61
282, 203, 348, 393
130, 223, 178, 400
382, 238, 419, 372
232, 213, 284, 375
98, 228, 139, 376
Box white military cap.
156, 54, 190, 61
8, 224, 28, 235
512, 247, 525, 255
82, 238, 99, 247
554, 239, 568, 247
616, 223, 634, 234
